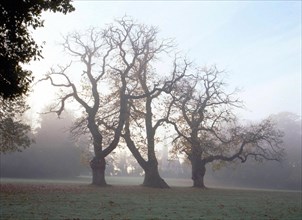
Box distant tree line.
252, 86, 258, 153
105, 112, 301, 190
1, 110, 300, 190
106, 112, 301, 190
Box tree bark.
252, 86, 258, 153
191, 157, 206, 189
90, 156, 107, 186
143, 161, 170, 188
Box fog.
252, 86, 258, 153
2, 1, 300, 190
1, 112, 89, 179
1, 111, 300, 190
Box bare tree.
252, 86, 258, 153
123, 57, 188, 188
97, 18, 188, 188
40, 25, 128, 186
168, 66, 284, 188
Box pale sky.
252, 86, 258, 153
26, 0, 301, 126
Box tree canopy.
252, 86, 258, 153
0, 0, 74, 100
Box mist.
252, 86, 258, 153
0, 112, 89, 179
1, 111, 300, 191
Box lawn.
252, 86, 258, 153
0, 177, 301, 220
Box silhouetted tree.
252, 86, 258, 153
0, 0, 74, 100
66, 17, 188, 188
122, 55, 188, 188
40, 19, 153, 186
168, 66, 284, 188
110, 18, 189, 188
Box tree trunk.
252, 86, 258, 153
143, 162, 170, 188
123, 127, 170, 188
90, 156, 107, 186
191, 158, 206, 189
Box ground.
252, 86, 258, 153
0, 177, 301, 220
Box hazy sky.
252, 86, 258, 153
27, 1, 301, 125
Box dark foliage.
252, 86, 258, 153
0, 96, 32, 153
0, 0, 74, 100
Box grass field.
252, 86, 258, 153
0, 177, 301, 220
